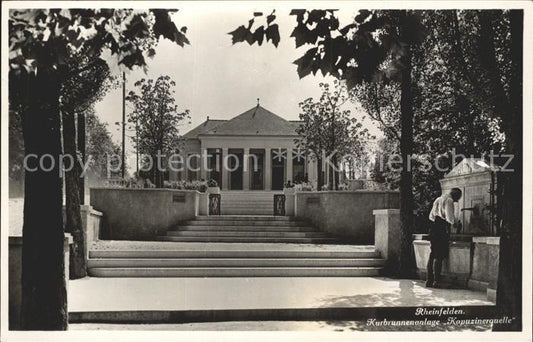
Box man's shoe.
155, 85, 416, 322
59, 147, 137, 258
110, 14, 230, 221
433, 282, 443, 288
425, 280, 434, 287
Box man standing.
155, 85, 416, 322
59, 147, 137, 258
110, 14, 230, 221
426, 188, 462, 288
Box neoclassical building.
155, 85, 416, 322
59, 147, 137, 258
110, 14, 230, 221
170, 105, 318, 191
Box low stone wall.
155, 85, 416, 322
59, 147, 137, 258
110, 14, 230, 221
373, 209, 401, 274
412, 234, 500, 300
63, 205, 103, 258
295, 191, 400, 244
90, 188, 199, 240
81, 205, 103, 254
413, 235, 472, 287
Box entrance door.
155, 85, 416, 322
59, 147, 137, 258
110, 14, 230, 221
271, 149, 286, 190
229, 149, 243, 190
250, 149, 264, 190
207, 148, 222, 186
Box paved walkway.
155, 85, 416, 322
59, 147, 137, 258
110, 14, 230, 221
69, 277, 493, 313
90, 240, 376, 252
70, 320, 492, 331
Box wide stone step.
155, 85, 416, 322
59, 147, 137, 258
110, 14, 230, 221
88, 258, 385, 268
173, 225, 317, 232
156, 236, 337, 243
220, 200, 274, 204
221, 204, 274, 207
88, 266, 382, 277
166, 231, 328, 238
182, 220, 307, 227
194, 216, 295, 221
89, 249, 381, 259
221, 210, 274, 215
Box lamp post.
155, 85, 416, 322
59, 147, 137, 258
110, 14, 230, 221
121, 71, 126, 178
115, 122, 138, 178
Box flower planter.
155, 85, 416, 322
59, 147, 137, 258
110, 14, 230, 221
283, 187, 295, 195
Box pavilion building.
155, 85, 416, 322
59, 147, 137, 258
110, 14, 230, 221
170, 105, 318, 191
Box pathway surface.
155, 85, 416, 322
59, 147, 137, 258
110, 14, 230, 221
90, 240, 376, 252
69, 276, 493, 312
70, 320, 492, 331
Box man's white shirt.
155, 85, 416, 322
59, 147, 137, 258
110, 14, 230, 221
429, 193, 456, 225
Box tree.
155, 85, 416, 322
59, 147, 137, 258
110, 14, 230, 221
8, 110, 25, 197
296, 81, 372, 190
85, 107, 121, 180
232, 10, 524, 327
352, 11, 506, 215
126, 76, 190, 188
9, 8, 188, 330
59, 57, 116, 279
231, 9, 425, 277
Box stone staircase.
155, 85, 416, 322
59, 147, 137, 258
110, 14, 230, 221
87, 215, 385, 277
220, 191, 280, 215
157, 216, 334, 243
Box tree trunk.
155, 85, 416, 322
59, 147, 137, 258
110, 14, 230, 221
62, 110, 87, 279
493, 9, 523, 331
77, 111, 86, 204
20, 69, 68, 330
398, 14, 416, 278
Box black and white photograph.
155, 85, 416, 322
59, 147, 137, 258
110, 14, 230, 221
1, 1, 532, 341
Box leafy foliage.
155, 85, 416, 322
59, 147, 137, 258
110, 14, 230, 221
228, 10, 280, 47
60, 57, 118, 114
126, 76, 190, 187
9, 9, 188, 73
287, 10, 426, 87
84, 107, 121, 179
352, 11, 507, 216
296, 80, 373, 189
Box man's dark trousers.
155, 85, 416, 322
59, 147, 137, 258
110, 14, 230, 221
427, 216, 450, 285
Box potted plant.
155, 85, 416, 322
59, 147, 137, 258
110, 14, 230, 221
206, 179, 220, 194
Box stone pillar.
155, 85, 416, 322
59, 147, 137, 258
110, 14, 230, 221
373, 209, 401, 275
265, 148, 272, 190
284, 189, 295, 216
243, 147, 250, 190
221, 148, 229, 190
198, 192, 209, 216
286, 148, 293, 184
200, 148, 207, 181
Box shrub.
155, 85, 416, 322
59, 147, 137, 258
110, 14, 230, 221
164, 180, 208, 192
295, 182, 315, 191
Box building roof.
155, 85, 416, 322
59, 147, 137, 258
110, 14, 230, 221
183, 119, 226, 139
444, 158, 500, 178
184, 105, 302, 138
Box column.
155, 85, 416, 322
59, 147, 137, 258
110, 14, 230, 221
243, 148, 250, 190
286, 148, 293, 184
308, 158, 316, 187
265, 148, 271, 190
221, 148, 229, 190
200, 147, 207, 181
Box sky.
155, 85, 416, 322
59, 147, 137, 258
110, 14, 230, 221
94, 4, 384, 155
